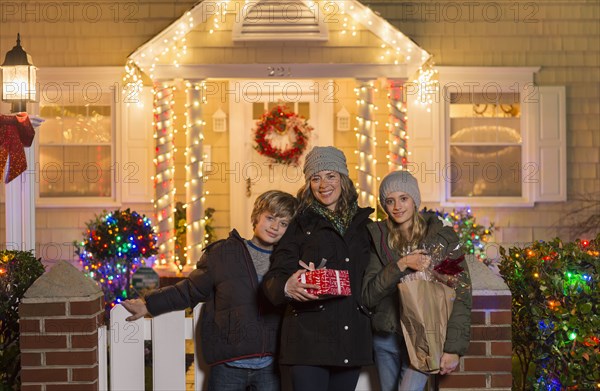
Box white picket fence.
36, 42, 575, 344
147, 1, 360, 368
98, 304, 377, 390
98, 303, 208, 391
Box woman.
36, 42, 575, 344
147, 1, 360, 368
263, 146, 374, 391
362, 170, 472, 391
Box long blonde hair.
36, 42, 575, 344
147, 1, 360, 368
297, 174, 357, 214
385, 204, 427, 253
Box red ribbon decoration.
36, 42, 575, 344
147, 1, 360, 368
433, 254, 465, 276
0, 113, 35, 183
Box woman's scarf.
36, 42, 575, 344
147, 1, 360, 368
310, 200, 358, 236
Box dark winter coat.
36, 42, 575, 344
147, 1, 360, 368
362, 212, 472, 356
263, 206, 375, 367
145, 229, 282, 365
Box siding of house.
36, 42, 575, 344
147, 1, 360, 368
361, 0, 600, 248
1, 1, 598, 264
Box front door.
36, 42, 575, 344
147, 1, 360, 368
229, 80, 333, 239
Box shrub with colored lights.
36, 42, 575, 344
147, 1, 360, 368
428, 207, 494, 263
0, 250, 45, 389
499, 234, 600, 390
75, 209, 158, 311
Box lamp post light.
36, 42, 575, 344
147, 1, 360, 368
1, 33, 37, 113
1, 33, 37, 253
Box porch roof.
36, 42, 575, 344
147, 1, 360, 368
128, 0, 431, 80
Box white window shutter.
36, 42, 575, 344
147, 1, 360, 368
407, 99, 442, 203
535, 86, 566, 202
121, 86, 154, 203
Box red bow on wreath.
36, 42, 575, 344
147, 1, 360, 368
0, 113, 36, 183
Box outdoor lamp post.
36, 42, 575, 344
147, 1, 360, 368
1, 33, 37, 113
1, 33, 37, 253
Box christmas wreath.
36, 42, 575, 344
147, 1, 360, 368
254, 105, 313, 165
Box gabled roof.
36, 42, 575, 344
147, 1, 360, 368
128, 0, 430, 77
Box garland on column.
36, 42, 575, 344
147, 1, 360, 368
183, 81, 206, 269
152, 83, 176, 266
386, 79, 408, 171
354, 81, 378, 209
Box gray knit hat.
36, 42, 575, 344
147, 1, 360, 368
379, 170, 421, 209
303, 146, 349, 180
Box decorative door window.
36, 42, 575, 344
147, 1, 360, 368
38, 92, 113, 198
448, 92, 521, 198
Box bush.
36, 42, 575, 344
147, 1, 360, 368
421, 207, 494, 262
75, 208, 158, 312
0, 250, 45, 390
499, 234, 600, 390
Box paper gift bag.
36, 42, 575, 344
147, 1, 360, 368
398, 277, 456, 373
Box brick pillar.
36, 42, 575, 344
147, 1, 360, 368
439, 256, 512, 390
19, 261, 104, 391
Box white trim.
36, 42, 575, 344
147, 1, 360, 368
129, 0, 429, 72
150, 63, 409, 81
535, 86, 567, 202
98, 325, 108, 391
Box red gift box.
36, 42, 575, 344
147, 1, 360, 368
299, 269, 352, 297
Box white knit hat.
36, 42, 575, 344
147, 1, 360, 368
303, 146, 349, 180
379, 170, 421, 209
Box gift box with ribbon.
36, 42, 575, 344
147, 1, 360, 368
299, 269, 351, 297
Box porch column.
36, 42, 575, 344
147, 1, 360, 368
184, 80, 205, 269
5, 146, 35, 252
355, 79, 377, 210
386, 79, 409, 172
153, 83, 176, 266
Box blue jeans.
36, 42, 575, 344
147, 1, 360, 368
207, 362, 280, 391
373, 332, 429, 391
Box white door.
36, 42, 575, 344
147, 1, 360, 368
229, 80, 333, 239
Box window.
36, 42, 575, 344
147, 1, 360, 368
38, 92, 113, 199
448, 92, 522, 197
409, 67, 565, 207
33, 68, 124, 206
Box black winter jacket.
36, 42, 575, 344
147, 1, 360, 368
145, 229, 282, 365
362, 212, 472, 356
263, 206, 374, 367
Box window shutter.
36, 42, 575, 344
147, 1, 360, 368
121, 86, 154, 202
535, 86, 566, 202
407, 98, 442, 203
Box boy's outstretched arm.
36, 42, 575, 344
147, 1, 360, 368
122, 299, 149, 321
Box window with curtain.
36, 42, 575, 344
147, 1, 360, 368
448, 92, 522, 198
38, 92, 113, 198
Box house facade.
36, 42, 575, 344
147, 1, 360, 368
1, 0, 598, 270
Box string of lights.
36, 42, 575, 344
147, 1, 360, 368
386, 79, 409, 172
152, 83, 176, 266
354, 81, 378, 210
183, 81, 207, 269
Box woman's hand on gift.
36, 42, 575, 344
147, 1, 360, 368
122, 298, 149, 321
284, 270, 320, 302
439, 352, 460, 375
397, 250, 431, 272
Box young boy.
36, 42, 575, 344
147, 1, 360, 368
122, 190, 298, 391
